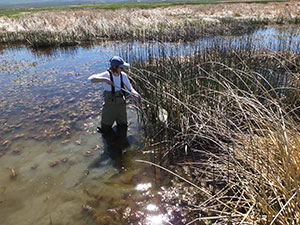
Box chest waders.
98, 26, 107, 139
101, 70, 128, 134
109, 70, 126, 98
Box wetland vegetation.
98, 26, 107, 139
0, 0, 299, 47
0, 1, 300, 224
130, 45, 300, 224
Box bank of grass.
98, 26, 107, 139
0, 19, 266, 48
0, 0, 297, 47
129, 47, 300, 224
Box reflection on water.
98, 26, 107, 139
146, 214, 169, 225
146, 204, 158, 211
136, 182, 152, 191
0, 26, 299, 224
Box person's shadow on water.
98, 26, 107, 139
89, 125, 130, 171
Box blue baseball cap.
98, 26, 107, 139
109, 56, 130, 69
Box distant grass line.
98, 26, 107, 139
0, 0, 287, 18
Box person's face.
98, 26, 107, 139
111, 66, 122, 75
117, 66, 122, 74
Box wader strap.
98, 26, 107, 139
108, 70, 115, 95
108, 70, 125, 97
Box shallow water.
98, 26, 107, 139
0, 41, 184, 225
0, 26, 299, 225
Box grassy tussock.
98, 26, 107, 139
129, 48, 300, 224
0, 1, 299, 47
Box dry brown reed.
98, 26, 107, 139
0, 1, 299, 47
130, 48, 300, 224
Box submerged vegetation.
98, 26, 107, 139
0, 1, 299, 47
129, 46, 300, 223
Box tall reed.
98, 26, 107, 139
129, 46, 300, 224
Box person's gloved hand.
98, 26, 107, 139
134, 93, 141, 100
131, 89, 141, 100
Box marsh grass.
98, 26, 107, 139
0, 19, 263, 48
0, 16, 263, 47
129, 46, 300, 224
0, 1, 299, 47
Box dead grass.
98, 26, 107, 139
0, 1, 299, 47
130, 48, 300, 224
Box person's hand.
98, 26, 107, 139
134, 92, 141, 100
131, 88, 141, 100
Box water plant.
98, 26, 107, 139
129, 45, 300, 224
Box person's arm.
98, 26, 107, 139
131, 87, 141, 100
123, 73, 141, 99
88, 74, 113, 85
91, 77, 113, 85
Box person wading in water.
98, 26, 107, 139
88, 56, 141, 157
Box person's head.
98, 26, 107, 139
109, 56, 130, 74
110, 65, 121, 74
